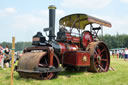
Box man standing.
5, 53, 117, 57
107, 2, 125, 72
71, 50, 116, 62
124, 48, 128, 60
4, 45, 10, 68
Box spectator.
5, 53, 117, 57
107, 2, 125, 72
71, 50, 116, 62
0, 45, 4, 69
122, 50, 125, 59
0, 51, 4, 69
112, 51, 114, 58
119, 50, 122, 59
4, 45, 10, 68
116, 50, 119, 58
124, 48, 128, 60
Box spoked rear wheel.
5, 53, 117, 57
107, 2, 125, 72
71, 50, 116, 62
86, 42, 110, 72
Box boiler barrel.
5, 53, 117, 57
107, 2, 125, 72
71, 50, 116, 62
52, 41, 79, 56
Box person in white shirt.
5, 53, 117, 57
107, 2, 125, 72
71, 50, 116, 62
124, 48, 128, 60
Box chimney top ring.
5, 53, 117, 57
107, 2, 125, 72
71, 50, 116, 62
48, 5, 56, 9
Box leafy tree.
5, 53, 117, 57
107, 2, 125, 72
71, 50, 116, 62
0, 42, 32, 51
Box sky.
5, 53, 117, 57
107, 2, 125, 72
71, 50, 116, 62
0, 0, 128, 42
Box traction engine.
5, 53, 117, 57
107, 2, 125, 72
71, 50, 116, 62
16, 5, 112, 80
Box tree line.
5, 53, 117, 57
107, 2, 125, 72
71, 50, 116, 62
100, 34, 128, 49
0, 42, 32, 51
0, 34, 128, 51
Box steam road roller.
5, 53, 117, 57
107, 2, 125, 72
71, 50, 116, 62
16, 5, 112, 80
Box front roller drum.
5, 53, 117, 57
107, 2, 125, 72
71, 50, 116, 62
17, 52, 60, 80
86, 41, 110, 72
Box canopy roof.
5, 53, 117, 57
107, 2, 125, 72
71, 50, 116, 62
59, 14, 112, 30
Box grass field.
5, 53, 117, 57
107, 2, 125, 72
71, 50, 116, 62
0, 58, 128, 85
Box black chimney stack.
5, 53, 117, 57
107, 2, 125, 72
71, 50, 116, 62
48, 5, 56, 41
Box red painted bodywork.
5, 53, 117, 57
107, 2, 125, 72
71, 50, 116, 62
58, 42, 78, 54
67, 44, 78, 51
65, 32, 80, 43
63, 51, 90, 66
65, 32, 71, 41
48, 47, 54, 66
71, 36, 80, 43
57, 32, 91, 67
82, 31, 93, 48
58, 43, 67, 54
